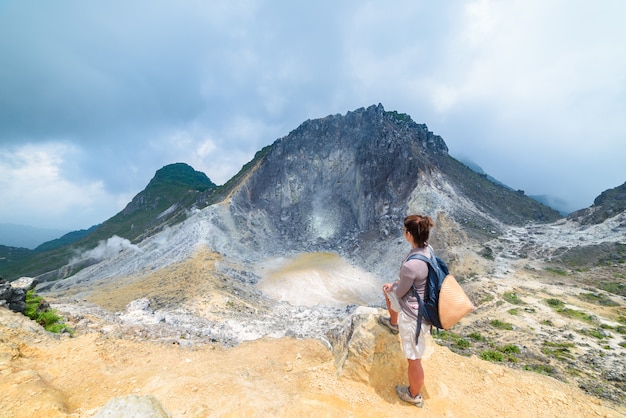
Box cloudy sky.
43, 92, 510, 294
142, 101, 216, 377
1, 0, 625, 232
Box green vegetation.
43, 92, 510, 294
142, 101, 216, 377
524, 363, 556, 376
24, 290, 73, 334
1, 162, 221, 281
599, 282, 626, 297
545, 267, 568, 276
577, 292, 619, 307
577, 328, 611, 340
503, 291, 525, 305
480, 344, 519, 362
545, 298, 594, 323
546, 298, 564, 308
435, 331, 471, 350
455, 338, 471, 349
480, 246, 494, 260
490, 319, 514, 330
542, 341, 575, 361
480, 350, 505, 362
385, 110, 411, 122
468, 332, 486, 341
508, 308, 519, 315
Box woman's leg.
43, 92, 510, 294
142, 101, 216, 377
407, 358, 424, 397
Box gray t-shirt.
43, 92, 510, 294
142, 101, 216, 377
392, 246, 430, 321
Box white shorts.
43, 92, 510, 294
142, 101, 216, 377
386, 290, 429, 360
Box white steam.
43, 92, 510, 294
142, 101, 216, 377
72, 235, 143, 263
259, 252, 380, 308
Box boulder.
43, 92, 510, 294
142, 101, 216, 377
0, 279, 26, 313
94, 394, 171, 418
328, 307, 406, 392
11, 277, 39, 291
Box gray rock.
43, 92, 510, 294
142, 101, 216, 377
11, 276, 39, 290
94, 394, 171, 418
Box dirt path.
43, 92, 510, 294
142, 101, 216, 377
1, 308, 624, 418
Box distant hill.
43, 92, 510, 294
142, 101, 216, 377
0, 223, 70, 250
568, 181, 626, 224
0, 163, 217, 281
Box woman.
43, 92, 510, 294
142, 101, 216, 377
379, 214, 435, 408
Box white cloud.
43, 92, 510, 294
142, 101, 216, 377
0, 143, 125, 229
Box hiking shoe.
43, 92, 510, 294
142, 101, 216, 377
395, 385, 423, 408
378, 315, 399, 334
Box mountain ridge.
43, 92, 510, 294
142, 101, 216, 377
2, 104, 562, 281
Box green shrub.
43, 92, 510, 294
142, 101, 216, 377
508, 309, 519, 315
480, 350, 505, 362
24, 290, 73, 335
546, 298, 564, 308
499, 344, 520, 354
480, 344, 519, 362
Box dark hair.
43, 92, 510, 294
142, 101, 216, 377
404, 215, 434, 248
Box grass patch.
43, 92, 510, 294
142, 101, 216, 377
455, 338, 471, 350
508, 309, 519, 315
480, 350, 505, 362
545, 267, 568, 276
545, 298, 594, 323
577, 292, 619, 307
435, 331, 472, 350
599, 282, 626, 297
24, 290, 73, 334
542, 341, 575, 361
577, 328, 611, 340
503, 291, 526, 305
490, 319, 514, 330
525, 363, 556, 376
468, 332, 486, 341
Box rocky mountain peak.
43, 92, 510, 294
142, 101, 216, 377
226, 104, 559, 264
568, 181, 626, 225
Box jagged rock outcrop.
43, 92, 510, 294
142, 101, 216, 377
217, 104, 561, 278
568, 181, 626, 225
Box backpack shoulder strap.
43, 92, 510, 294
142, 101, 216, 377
406, 252, 434, 268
